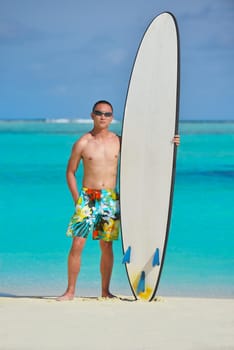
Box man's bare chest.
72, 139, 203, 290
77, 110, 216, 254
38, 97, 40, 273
82, 140, 119, 162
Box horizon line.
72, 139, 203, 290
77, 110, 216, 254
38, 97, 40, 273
0, 118, 233, 123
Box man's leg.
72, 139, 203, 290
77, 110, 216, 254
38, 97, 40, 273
99, 240, 115, 298
57, 236, 86, 301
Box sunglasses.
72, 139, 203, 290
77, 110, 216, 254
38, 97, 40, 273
93, 110, 113, 117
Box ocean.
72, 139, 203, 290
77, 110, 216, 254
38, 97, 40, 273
0, 120, 233, 298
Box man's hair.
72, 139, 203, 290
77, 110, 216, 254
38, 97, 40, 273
92, 100, 113, 112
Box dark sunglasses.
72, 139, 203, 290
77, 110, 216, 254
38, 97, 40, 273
93, 110, 113, 117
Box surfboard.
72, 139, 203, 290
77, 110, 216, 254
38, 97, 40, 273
120, 12, 180, 301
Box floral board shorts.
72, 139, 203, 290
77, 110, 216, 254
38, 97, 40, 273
66, 187, 120, 242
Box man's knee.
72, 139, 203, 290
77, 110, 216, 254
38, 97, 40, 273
100, 240, 113, 254
71, 237, 86, 254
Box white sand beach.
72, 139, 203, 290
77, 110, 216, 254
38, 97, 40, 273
0, 296, 233, 350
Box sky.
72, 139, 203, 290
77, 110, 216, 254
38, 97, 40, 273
0, 0, 234, 121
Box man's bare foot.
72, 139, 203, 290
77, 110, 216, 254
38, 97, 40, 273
56, 292, 74, 301
101, 292, 117, 299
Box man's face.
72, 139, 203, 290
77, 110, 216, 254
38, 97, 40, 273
91, 103, 113, 128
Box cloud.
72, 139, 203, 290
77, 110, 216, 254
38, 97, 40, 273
0, 19, 44, 45
0, 0, 233, 119
106, 48, 128, 65
179, 0, 234, 50
48, 84, 69, 96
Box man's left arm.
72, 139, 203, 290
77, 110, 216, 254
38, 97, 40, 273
173, 135, 180, 146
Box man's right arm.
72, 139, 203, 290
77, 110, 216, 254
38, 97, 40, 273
66, 140, 83, 204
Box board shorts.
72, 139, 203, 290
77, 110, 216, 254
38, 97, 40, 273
66, 187, 120, 242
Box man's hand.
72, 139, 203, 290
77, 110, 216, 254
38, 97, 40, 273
173, 134, 180, 146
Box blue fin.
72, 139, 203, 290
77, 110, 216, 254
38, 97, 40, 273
137, 271, 145, 294
122, 246, 131, 264
152, 248, 160, 266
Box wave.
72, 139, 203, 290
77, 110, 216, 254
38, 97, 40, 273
45, 118, 93, 124
0, 118, 120, 124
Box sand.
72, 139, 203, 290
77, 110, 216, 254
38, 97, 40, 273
0, 296, 233, 350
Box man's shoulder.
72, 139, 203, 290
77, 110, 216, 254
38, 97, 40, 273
109, 131, 121, 140
73, 132, 92, 150
76, 132, 92, 142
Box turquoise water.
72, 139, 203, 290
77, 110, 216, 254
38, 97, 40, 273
0, 121, 233, 298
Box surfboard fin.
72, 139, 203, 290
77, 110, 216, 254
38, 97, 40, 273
152, 248, 160, 267
122, 246, 131, 264
137, 271, 145, 294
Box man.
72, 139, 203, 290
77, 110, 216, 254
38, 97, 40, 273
58, 100, 180, 300
58, 100, 120, 300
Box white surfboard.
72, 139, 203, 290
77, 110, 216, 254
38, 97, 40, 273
120, 12, 180, 301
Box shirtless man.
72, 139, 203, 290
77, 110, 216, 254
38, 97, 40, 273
58, 100, 180, 300
58, 100, 120, 300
